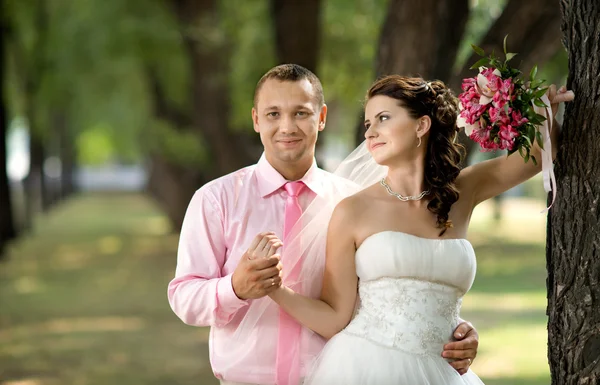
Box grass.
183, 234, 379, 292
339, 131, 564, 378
0, 193, 551, 385
464, 197, 550, 385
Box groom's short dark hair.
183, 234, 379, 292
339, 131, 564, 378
254, 64, 324, 107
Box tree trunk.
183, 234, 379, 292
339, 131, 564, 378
56, 112, 76, 200
270, 0, 324, 159
23, 135, 46, 228
146, 0, 257, 231
59, 134, 76, 200
1, 13, 17, 257
547, 1, 600, 384
0, 115, 14, 257
146, 154, 205, 232
270, 0, 322, 73
9, 0, 50, 228
171, 0, 254, 175
355, 0, 469, 146
375, 0, 469, 80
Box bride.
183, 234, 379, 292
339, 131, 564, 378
268, 75, 573, 384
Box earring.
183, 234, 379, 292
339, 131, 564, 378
417, 137, 422, 148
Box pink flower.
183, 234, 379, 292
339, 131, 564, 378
476, 67, 502, 105
489, 107, 501, 123
498, 125, 519, 150
500, 79, 514, 97
461, 77, 477, 92
458, 111, 487, 136
482, 142, 501, 152
470, 126, 490, 144
469, 122, 502, 152
478, 133, 500, 151
492, 91, 509, 109
489, 106, 513, 126
459, 101, 487, 125
459, 88, 479, 106
511, 110, 528, 127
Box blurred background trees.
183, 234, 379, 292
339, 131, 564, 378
1, 0, 568, 240
3, 1, 597, 385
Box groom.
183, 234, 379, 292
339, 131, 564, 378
167, 64, 479, 385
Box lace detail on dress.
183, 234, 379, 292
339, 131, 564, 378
343, 277, 463, 356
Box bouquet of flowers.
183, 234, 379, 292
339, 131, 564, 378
457, 36, 552, 165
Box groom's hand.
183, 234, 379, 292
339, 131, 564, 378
442, 321, 479, 376
232, 232, 283, 300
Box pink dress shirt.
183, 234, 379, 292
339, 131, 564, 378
168, 154, 349, 384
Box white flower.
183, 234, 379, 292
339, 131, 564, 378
457, 115, 477, 136
476, 67, 501, 105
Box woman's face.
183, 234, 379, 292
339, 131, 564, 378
364, 95, 429, 166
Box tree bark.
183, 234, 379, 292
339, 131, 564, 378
170, 0, 254, 175
23, 135, 46, 223
270, 0, 322, 73
547, 1, 600, 384
146, 0, 258, 230
375, 0, 469, 80
0, 11, 17, 257
146, 154, 204, 232
56, 112, 76, 199
270, 0, 324, 159
355, 0, 469, 146
0, 114, 14, 257
9, 0, 50, 227
145, 65, 205, 231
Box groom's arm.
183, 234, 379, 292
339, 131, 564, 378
167, 188, 248, 327
442, 320, 479, 375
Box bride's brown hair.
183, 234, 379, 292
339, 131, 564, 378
366, 75, 464, 236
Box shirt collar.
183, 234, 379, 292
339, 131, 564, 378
255, 153, 325, 198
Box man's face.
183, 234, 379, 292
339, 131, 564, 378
252, 79, 326, 169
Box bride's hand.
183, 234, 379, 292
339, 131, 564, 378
542, 84, 574, 158
548, 84, 574, 120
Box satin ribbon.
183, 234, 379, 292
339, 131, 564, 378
532, 93, 556, 211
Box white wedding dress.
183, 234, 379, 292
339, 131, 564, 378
304, 231, 485, 385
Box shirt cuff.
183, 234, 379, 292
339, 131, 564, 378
216, 273, 249, 314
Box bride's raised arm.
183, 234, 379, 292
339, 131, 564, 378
457, 85, 574, 208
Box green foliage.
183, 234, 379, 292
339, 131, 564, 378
4, 0, 567, 168
319, 0, 388, 145
455, 0, 508, 71
77, 123, 142, 166
76, 124, 119, 165
320, 0, 388, 106
144, 119, 210, 169
5, 0, 194, 165
52, 0, 189, 164
220, 0, 277, 130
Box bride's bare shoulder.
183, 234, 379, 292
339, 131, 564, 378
334, 183, 380, 218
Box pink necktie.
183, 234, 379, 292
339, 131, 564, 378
275, 181, 305, 385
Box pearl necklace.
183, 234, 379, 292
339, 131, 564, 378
380, 178, 430, 202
